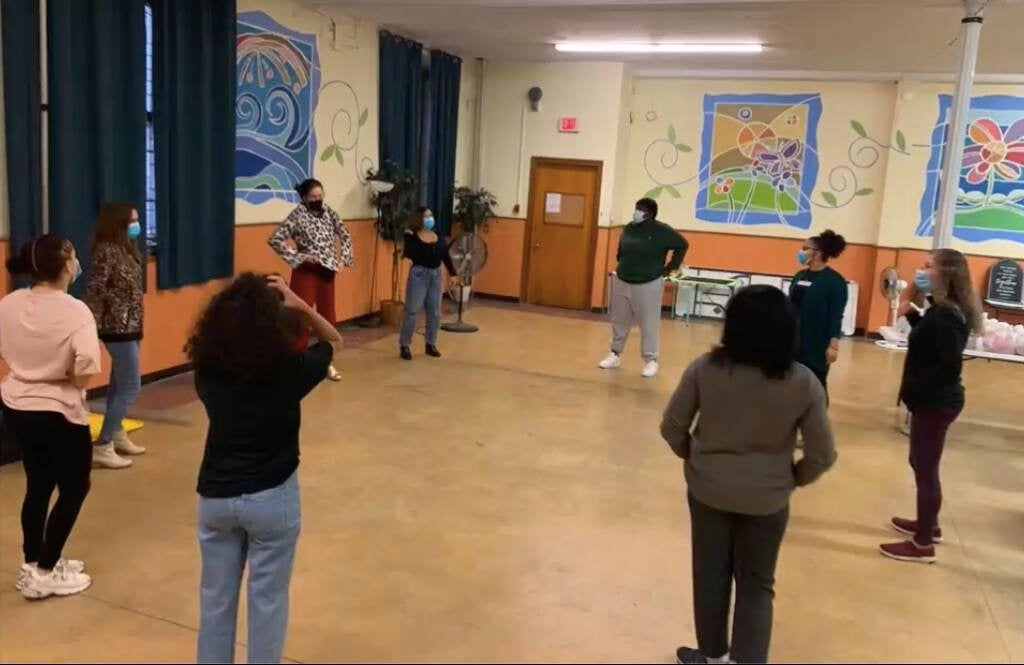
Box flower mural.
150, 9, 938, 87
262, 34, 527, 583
918, 95, 1024, 244
694, 93, 822, 228
963, 118, 1024, 186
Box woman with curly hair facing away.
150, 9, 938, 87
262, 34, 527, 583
188, 273, 341, 664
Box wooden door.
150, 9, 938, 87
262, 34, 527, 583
524, 158, 601, 310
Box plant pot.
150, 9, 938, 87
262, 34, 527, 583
380, 299, 405, 326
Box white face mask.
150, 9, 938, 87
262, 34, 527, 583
631, 209, 646, 224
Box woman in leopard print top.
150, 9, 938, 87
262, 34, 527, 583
83, 203, 146, 468
268, 178, 353, 381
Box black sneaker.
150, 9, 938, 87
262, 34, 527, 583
425, 344, 442, 358
676, 647, 708, 665
400, 347, 413, 361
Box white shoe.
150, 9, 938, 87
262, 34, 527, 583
16, 559, 86, 592
327, 365, 342, 382
113, 429, 146, 455
598, 353, 621, 370
642, 361, 660, 378
20, 562, 91, 600
92, 442, 133, 469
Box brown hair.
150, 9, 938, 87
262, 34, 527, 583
931, 248, 982, 333
6, 234, 74, 283
407, 206, 429, 233
92, 202, 140, 263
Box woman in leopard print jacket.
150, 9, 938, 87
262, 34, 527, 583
268, 178, 353, 381
83, 203, 146, 469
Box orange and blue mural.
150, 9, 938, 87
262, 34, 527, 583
235, 12, 320, 205
919, 95, 1024, 244
696, 93, 822, 229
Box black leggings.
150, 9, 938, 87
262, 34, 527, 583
5, 408, 92, 570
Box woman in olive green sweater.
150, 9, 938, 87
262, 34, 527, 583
789, 229, 848, 398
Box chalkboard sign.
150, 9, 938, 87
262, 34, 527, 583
987, 259, 1023, 303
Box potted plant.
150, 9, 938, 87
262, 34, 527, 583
452, 187, 498, 302
367, 163, 419, 325
453, 186, 498, 235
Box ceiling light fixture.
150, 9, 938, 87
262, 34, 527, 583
554, 42, 763, 54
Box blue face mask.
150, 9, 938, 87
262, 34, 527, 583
631, 210, 646, 224
127, 222, 141, 240
71, 258, 82, 284
423, 217, 436, 231
796, 249, 809, 266
914, 269, 933, 292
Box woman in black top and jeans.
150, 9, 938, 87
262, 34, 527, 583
880, 249, 981, 564
188, 273, 341, 664
399, 207, 457, 360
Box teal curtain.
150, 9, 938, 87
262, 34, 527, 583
379, 31, 423, 175
426, 51, 461, 238
151, 0, 236, 289
1, 0, 43, 275
47, 0, 147, 293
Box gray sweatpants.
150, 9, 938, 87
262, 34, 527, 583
609, 275, 663, 361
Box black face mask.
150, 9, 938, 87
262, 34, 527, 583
307, 200, 324, 213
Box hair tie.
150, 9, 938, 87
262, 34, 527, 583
30, 238, 39, 273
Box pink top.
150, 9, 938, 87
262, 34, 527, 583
0, 288, 102, 426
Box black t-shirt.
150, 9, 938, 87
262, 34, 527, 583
195, 342, 333, 498
403, 231, 456, 274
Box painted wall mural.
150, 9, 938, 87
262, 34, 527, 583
918, 95, 1024, 244
235, 12, 321, 205
696, 93, 822, 228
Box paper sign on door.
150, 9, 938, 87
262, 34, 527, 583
545, 192, 562, 214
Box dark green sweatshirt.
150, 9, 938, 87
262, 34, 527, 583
616, 220, 688, 284
789, 266, 848, 374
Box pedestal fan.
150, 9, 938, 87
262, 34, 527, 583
442, 232, 489, 333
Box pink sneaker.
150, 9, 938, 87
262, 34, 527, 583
890, 517, 943, 544
880, 539, 936, 564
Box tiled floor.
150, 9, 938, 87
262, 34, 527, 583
1, 304, 1022, 663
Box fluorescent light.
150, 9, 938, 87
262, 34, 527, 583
554, 42, 763, 54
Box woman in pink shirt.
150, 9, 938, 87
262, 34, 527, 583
0, 234, 102, 600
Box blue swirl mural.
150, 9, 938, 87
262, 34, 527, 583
235, 12, 320, 205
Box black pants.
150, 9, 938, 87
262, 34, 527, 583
689, 493, 789, 664
811, 366, 829, 406
5, 408, 92, 570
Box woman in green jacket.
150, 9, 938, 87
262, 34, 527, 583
789, 229, 848, 398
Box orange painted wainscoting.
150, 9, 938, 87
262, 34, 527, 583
0, 219, 393, 390
472, 220, 1020, 333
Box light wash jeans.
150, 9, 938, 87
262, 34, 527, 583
400, 265, 442, 347
197, 472, 301, 664
98, 341, 141, 444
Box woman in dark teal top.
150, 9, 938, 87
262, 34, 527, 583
789, 229, 848, 397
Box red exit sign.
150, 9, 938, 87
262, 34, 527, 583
558, 117, 579, 133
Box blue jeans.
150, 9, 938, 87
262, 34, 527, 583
400, 265, 441, 347
197, 472, 301, 664
99, 341, 141, 444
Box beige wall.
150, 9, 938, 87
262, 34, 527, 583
235, 0, 379, 226
454, 59, 479, 190
479, 61, 629, 224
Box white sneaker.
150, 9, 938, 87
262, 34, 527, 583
20, 562, 91, 599
92, 442, 132, 469
642, 361, 660, 378
15, 559, 86, 592
598, 353, 621, 370
113, 429, 146, 455
327, 365, 342, 382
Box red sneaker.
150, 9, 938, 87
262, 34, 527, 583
890, 517, 943, 544
880, 539, 936, 564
